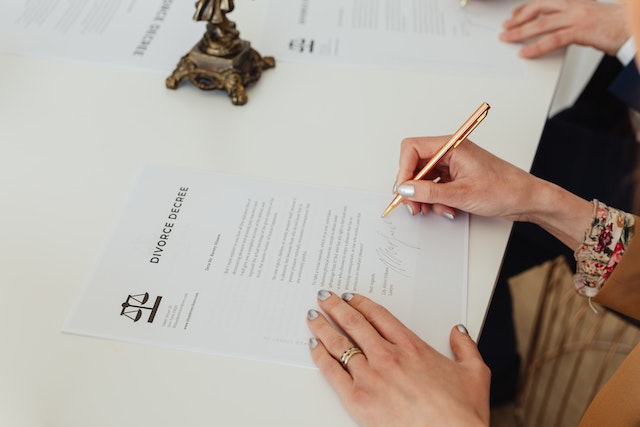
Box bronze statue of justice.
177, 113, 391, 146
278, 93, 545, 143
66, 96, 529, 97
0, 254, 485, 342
166, 0, 275, 105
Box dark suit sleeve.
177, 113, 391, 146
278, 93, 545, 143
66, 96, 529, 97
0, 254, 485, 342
608, 60, 640, 113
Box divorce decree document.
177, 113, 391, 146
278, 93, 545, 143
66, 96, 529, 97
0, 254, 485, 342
0, 0, 203, 72
64, 165, 468, 367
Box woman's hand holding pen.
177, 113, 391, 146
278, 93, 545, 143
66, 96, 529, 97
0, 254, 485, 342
395, 136, 538, 220
394, 136, 593, 249
499, 0, 630, 58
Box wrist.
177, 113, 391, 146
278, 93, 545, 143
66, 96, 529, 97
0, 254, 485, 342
522, 178, 593, 249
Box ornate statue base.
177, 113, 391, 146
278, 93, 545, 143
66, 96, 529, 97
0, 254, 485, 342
166, 35, 275, 106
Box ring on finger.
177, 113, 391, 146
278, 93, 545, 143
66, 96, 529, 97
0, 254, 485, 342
340, 346, 364, 368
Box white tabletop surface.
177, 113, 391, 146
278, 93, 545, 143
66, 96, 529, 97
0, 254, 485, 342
0, 4, 565, 426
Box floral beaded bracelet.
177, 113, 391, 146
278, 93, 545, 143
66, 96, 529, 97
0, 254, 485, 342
573, 200, 635, 298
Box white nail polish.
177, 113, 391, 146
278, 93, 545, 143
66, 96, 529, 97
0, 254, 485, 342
392, 180, 398, 194
342, 292, 354, 302
457, 324, 468, 334
317, 290, 331, 301
307, 309, 319, 320
444, 211, 455, 221
397, 183, 415, 197
309, 338, 318, 349
405, 203, 414, 216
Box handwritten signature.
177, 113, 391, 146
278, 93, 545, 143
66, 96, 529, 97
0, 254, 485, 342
375, 218, 420, 277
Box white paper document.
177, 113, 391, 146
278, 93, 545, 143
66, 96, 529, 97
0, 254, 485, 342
0, 0, 203, 72
1, 0, 522, 76
262, 0, 524, 76
64, 165, 468, 367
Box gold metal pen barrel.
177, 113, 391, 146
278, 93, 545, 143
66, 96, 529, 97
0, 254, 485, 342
381, 194, 404, 217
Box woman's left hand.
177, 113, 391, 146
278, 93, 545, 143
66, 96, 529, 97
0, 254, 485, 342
306, 290, 491, 427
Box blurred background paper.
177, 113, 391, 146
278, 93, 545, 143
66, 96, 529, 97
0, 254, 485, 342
0, 0, 204, 71
261, 0, 524, 76
0, 0, 523, 76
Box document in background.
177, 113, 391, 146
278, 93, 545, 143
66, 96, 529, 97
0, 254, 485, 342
0, 0, 523, 77
63, 165, 468, 367
262, 0, 524, 77
0, 0, 203, 71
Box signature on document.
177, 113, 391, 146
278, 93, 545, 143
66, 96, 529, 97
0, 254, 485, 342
375, 217, 421, 278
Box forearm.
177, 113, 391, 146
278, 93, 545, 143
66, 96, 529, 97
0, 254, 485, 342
520, 176, 594, 250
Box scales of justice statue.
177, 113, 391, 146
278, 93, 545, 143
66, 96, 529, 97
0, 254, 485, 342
166, 0, 275, 105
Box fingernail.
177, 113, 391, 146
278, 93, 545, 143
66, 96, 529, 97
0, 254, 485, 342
457, 324, 468, 334
307, 309, 319, 320
397, 183, 415, 197
392, 180, 398, 194
404, 203, 414, 216
318, 290, 331, 301
309, 337, 318, 349
342, 292, 354, 302
443, 211, 455, 221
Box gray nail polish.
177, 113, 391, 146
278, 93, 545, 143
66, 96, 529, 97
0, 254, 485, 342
397, 183, 415, 197
457, 324, 468, 334
405, 203, 414, 216
342, 292, 354, 302
309, 337, 318, 349
307, 309, 319, 320
392, 180, 398, 194
318, 289, 331, 301
444, 211, 455, 221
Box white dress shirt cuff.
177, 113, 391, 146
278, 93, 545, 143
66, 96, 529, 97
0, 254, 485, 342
617, 37, 637, 65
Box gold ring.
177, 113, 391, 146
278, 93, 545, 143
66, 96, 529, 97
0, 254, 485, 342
340, 346, 364, 368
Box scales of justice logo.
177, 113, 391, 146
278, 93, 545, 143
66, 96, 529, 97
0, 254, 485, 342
120, 292, 163, 323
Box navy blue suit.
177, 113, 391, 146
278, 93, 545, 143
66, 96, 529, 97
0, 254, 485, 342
478, 55, 640, 407
609, 59, 640, 112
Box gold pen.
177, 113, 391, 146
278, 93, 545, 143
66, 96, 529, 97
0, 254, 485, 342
381, 102, 490, 217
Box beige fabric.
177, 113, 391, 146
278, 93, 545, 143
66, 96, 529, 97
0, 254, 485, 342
579, 344, 640, 426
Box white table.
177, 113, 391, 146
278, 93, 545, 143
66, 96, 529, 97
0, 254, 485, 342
0, 4, 564, 426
